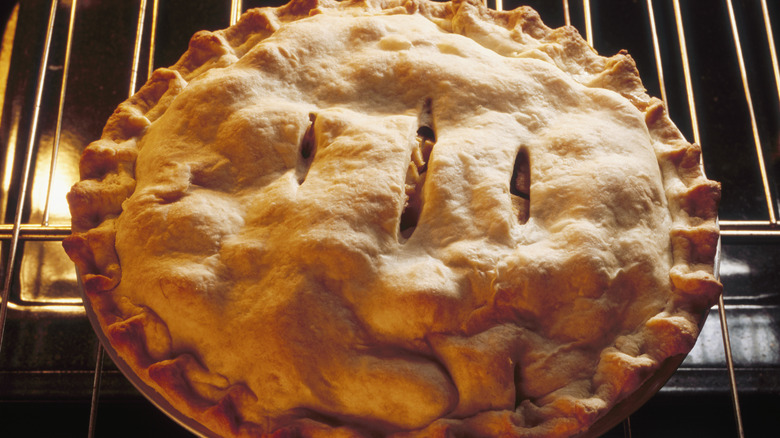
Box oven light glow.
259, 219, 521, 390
719, 254, 752, 277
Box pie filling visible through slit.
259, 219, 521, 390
63, 0, 722, 437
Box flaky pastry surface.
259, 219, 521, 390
64, 0, 721, 436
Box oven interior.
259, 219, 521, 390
1, 0, 778, 436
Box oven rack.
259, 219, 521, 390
1, 0, 778, 437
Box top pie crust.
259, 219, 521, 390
63, 0, 722, 437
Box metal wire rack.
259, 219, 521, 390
1, 0, 778, 436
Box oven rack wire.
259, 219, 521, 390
1, 0, 778, 436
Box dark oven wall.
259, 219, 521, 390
1, 1, 778, 437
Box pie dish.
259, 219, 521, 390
63, 0, 722, 436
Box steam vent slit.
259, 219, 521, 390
297, 113, 317, 184
400, 99, 436, 240
510, 147, 530, 224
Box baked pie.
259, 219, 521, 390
63, 0, 722, 436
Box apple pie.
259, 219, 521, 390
63, 0, 722, 436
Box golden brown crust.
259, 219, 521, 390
64, 1, 721, 436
